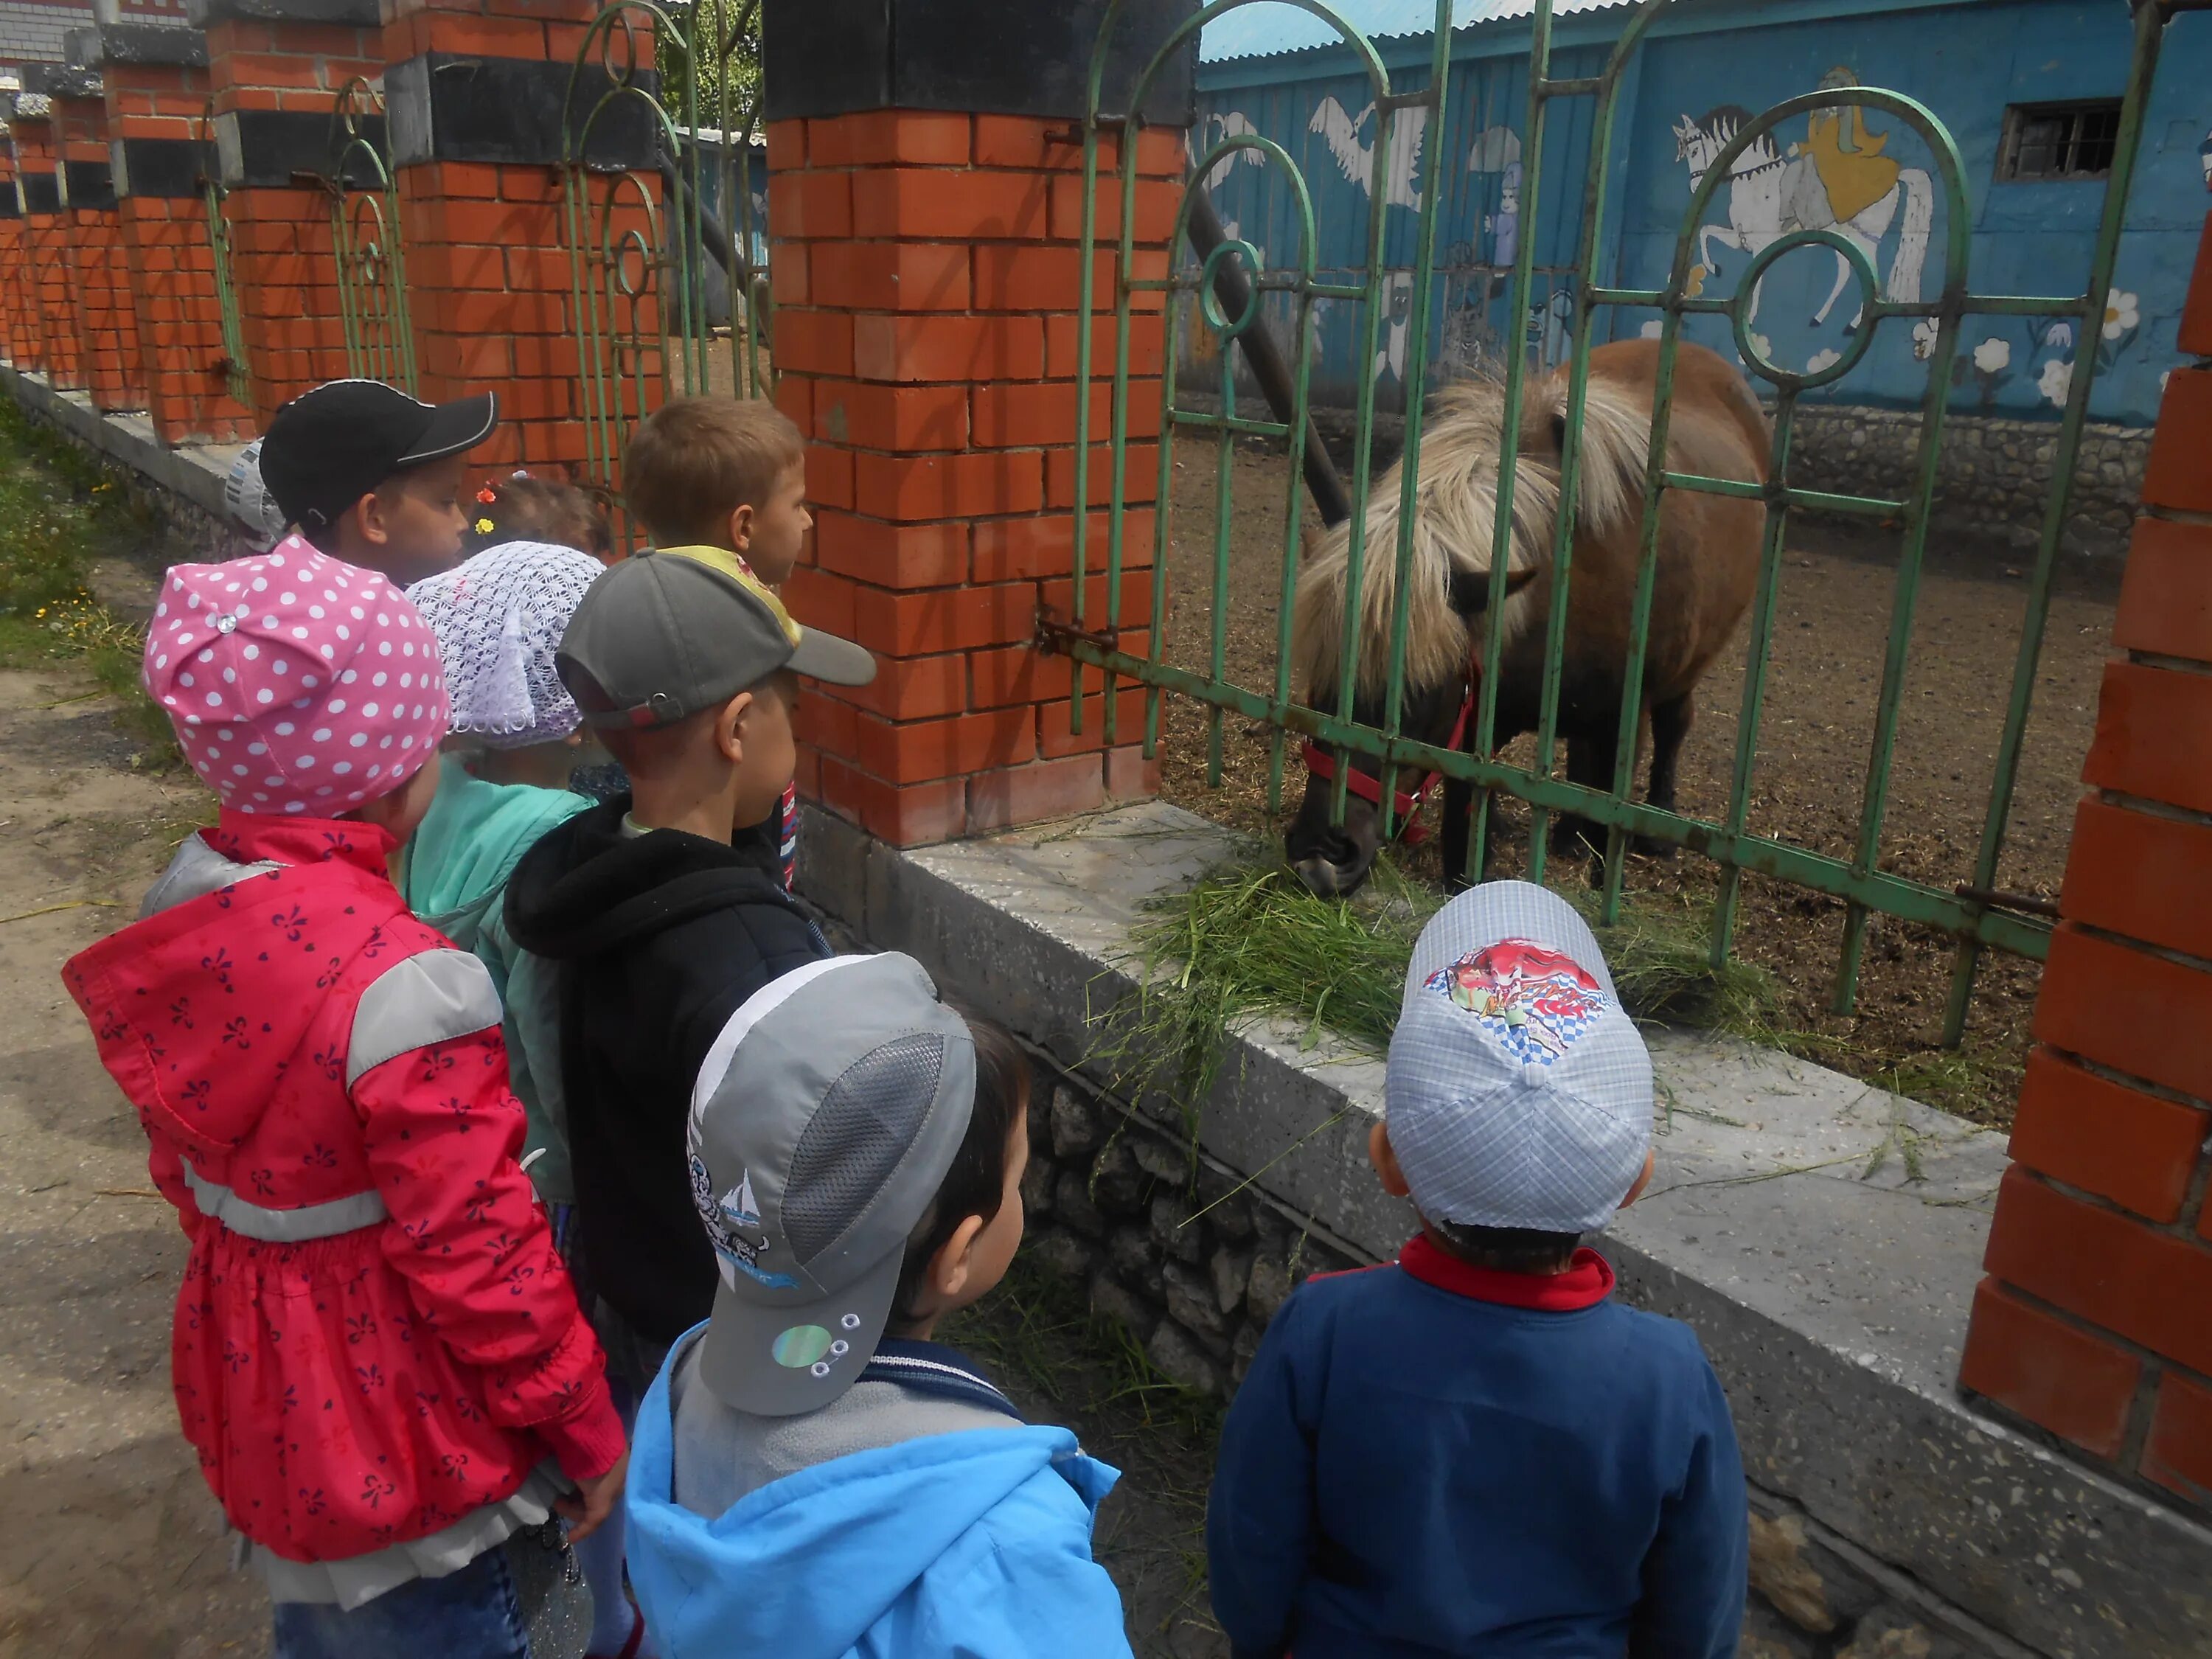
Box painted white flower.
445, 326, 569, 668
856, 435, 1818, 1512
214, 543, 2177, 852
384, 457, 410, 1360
2044, 320, 2074, 351
1641, 319, 1663, 339
1910, 318, 1938, 361
1806, 347, 1842, 374
1971, 337, 2011, 375
1748, 332, 1772, 362
2101, 290, 2138, 341
2037, 355, 2073, 408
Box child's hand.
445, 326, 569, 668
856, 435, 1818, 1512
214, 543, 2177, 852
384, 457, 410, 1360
557, 1450, 630, 1544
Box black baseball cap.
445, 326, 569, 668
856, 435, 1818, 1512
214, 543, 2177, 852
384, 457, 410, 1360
559, 550, 875, 730
257, 379, 498, 534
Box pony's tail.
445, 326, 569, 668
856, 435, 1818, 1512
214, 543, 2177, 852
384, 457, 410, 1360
1889, 168, 1933, 305
1541, 373, 1651, 538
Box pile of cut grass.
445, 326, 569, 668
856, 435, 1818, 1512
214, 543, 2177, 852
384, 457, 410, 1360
1089, 844, 1795, 1125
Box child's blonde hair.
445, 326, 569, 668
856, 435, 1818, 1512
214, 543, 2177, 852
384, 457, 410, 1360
623, 397, 805, 548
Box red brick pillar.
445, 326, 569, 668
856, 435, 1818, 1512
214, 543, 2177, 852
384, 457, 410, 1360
201, 0, 382, 425
1959, 213, 2212, 1514
380, 0, 630, 483
52, 60, 147, 412
11, 93, 80, 387
0, 131, 23, 366
763, 3, 1186, 844
102, 12, 251, 443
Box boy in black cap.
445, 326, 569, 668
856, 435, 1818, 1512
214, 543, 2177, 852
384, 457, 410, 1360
256, 378, 499, 583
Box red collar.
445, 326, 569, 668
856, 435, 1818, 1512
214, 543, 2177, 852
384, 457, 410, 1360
1398, 1233, 1616, 1311
204, 810, 397, 878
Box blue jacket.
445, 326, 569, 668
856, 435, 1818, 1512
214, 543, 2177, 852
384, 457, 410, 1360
626, 1329, 1136, 1659
1207, 1238, 1747, 1659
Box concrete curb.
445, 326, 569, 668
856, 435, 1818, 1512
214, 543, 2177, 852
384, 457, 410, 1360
0, 366, 241, 523
797, 799, 2212, 1659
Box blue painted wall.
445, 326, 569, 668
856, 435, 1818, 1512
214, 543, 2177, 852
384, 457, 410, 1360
1192, 0, 2212, 424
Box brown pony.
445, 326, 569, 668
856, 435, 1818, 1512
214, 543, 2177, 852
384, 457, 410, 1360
1284, 338, 1768, 896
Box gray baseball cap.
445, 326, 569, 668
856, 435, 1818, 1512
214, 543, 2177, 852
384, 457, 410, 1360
686, 953, 977, 1416
1388, 881, 1652, 1234
558, 549, 874, 731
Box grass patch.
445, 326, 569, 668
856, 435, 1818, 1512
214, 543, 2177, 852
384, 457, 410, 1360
0, 399, 176, 764
1088, 842, 1808, 1128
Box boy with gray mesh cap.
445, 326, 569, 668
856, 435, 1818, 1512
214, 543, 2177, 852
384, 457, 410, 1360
1208, 881, 1748, 1659
623, 952, 1135, 1659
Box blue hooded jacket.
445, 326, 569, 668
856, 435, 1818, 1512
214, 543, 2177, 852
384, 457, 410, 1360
625, 1333, 1136, 1659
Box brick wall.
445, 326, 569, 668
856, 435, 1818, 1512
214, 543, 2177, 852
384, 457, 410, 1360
204, 13, 379, 425
11, 111, 81, 387
52, 88, 145, 411
105, 52, 251, 443
1960, 210, 2212, 1514
382, 0, 613, 482
769, 111, 1174, 844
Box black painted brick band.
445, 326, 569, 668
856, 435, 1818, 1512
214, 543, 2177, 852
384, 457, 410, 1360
116, 138, 209, 199
64, 159, 117, 210
386, 54, 659, 170
761, 0, 1197, 125
217, 108, 386, 189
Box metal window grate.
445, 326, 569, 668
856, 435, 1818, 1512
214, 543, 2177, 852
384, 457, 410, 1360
1999, 100, 2122, 181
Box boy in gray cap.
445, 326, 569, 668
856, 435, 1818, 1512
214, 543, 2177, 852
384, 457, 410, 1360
623, 953, 1134, 1658
504, 555, 875, 1658
1207, 881, 1748, 1659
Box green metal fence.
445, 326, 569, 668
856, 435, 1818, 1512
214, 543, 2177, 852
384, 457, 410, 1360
560, 0, 773, 532
327, 79, 417, 395
196, 100, 251, 410
1051, 0, 2177, 1047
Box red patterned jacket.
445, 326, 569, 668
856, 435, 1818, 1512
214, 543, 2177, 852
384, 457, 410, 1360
63, 814, 624, 1565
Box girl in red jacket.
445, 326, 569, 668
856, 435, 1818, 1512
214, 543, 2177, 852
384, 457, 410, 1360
63, 540, 627, 1658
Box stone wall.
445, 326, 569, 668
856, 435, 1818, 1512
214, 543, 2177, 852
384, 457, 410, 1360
1015, 1044, 2034, 1659
1018, 1066, 1357, 1399
1787, 405, 2148, 560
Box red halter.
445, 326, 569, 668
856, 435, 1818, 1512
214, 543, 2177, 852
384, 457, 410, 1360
1298, 674, 1477, 849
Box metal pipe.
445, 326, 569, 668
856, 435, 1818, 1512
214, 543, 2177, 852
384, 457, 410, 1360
1184, 184, 1352, 529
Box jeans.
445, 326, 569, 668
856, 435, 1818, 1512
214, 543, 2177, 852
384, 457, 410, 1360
271, 1543, 532, 1659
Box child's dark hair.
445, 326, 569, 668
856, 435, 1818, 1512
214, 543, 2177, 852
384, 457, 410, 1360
1426, 1219, 1583, 1275
465, 473, 613, 560
891, 1006, 1029, 1324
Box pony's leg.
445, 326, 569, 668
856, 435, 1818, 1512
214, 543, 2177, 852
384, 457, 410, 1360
1440, 776, 1476, 892
1638, 692, 1694, 858
1554, 731, 1618, 876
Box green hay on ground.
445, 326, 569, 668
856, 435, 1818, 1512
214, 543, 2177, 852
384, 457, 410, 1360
1089, 844, 1800, 1130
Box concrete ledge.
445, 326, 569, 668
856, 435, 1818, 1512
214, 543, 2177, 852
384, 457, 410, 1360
797, 800, 2212, 1659
0, 366, 240, 524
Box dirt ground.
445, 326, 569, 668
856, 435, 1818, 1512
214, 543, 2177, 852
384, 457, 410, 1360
1142, 437, 2115, 1124
0, 664, 264, 1658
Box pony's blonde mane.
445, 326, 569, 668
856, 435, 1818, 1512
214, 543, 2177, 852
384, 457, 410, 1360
1290, 369, 1651, 701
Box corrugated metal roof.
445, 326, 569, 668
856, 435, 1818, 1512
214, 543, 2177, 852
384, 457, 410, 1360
1198, 0, 1633, 64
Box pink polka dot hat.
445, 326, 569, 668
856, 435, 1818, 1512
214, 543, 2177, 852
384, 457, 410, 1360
145, 534, 449, 815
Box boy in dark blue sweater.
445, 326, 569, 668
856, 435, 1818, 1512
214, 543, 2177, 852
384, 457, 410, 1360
1207, 881, 1748, 1659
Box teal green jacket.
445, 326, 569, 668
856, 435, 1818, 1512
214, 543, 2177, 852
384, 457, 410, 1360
396, 754, 593, 1206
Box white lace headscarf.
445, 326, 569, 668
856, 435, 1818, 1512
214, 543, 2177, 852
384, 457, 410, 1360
407, 540, 605, 749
